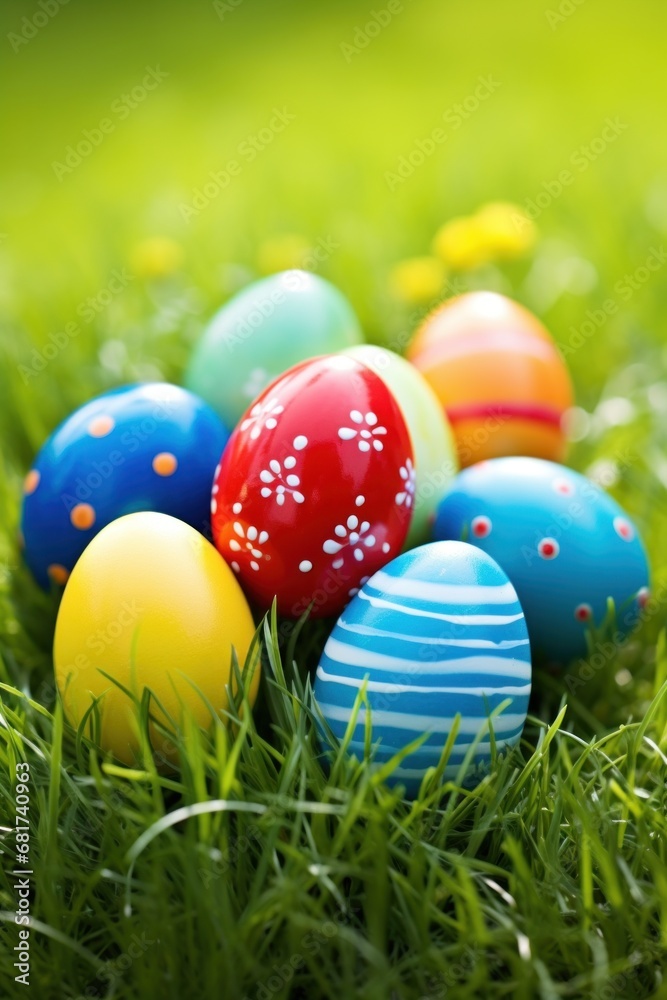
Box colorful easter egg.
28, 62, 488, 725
344, 344, 459, 548
185, 270, 363, 429
406, 291, 574, 467
21, 383, 228, 589
314, 540, 531, 796
54, 512, 258, 765
212, 354, 414, 618
433, 457, 650, 664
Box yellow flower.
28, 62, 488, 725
257, 234, 312, 275
130, 237, 184, 279
432, 216, 490, 271
389, 256, 446, 304
433, 203, 538, 271
474, 201, 537, 259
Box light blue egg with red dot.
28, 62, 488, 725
314, 540, 531, 797
433, 457, 650, 665
21, 383, 229, 589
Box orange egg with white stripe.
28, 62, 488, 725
406, 291, 573, 467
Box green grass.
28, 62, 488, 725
2, 0, 667, 997
1, 606, 667, 999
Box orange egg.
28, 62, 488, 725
406, 291, 573, 467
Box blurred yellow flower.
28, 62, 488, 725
474, 201, 537, 258
257, 233, 312, 275
432, 215, 490, 271
130, 236, 184, 279
433, 202, 538, 271
389, 256, 446, 304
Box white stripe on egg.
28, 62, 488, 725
368, 571, 520, 605
316, 665, 531, 697
317, 702, 527, 735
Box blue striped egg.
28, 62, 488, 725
433, 457, 650, 665
314, 540, 531, 796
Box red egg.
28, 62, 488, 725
212, 355, 414, 618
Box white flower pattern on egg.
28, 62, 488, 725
337, 410, 387, 452
322, 496, 379, 568
228, 521, 270, 572
259, 437, 308, 506
240, 397, 284, 440
395, 458, 416, 508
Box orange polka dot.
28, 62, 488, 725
48, 564, 70, 585
24, 470, 40, 495
70, 503, 96, 530
152, 452, 178, 476
88, 415, 115, 438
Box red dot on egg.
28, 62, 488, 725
471, 515, 492, 538
637, 587, 649, 608
538, 537, 559, 560
553, 478, 574, 495
574, 603, 592, 622
613, 516, 634, 542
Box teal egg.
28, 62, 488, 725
185, 270, 364, 428
434, 458, 650, 665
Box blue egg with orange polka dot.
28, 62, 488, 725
21, 383, 228, 589
433, 457, 650, 665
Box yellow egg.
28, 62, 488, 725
53, 512, 258, 765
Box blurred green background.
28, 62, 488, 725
2, 0, 667, 432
